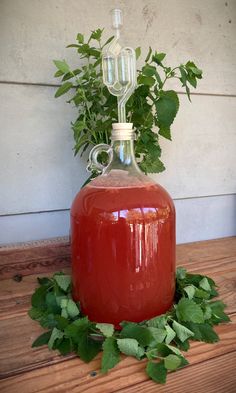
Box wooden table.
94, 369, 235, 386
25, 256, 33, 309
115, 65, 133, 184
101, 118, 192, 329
0, 237, 236, 393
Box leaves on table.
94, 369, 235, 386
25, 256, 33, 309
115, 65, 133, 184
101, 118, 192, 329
176, 298, 205, 324
96, 323, 115, 338
29, 268, 229, 385
117, 338, 140, 357
146, 361, 167, 384
101, 337, 121, 373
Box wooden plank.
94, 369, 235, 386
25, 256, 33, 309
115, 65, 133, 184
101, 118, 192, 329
0, 314, 75, 378
0, 312, 235, 379
0, 238, 70, 279
1, 348, 235, 393
0, 237, 235, 378
176, 236, 236, 271
116, 352, 236, 393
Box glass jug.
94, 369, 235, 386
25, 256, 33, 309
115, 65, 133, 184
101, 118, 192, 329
71, 123, 175, 327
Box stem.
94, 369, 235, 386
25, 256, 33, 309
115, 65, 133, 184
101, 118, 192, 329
162, 66, 179, 88
145, 348, 165, 360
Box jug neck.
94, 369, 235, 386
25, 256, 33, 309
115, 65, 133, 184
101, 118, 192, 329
107, 123, 141, 173
111, 139, 137, 166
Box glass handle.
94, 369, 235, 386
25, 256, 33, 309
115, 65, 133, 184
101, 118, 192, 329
87, 144, 113, 173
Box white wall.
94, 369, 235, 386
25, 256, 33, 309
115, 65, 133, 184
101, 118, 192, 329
0, 0, 235, 244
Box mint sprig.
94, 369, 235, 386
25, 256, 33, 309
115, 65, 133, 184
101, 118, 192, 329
53, 29, 202, 178
29, 268, 230, 385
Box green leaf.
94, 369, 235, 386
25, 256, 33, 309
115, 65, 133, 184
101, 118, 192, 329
66, 299, 80, 318
172, 321, 194, 342
77, 332, 102, 362
46, 292, 61, 314
61, 308, 68, 318
165, 325, 176, 344
96, 323, 114, 338
139, 156, 165, 174
53, 60, 70, 74
186, 85, 191, 101
176, 267, 187, 280
66, 44, 80, 49
184, 322, 219, 343
147, 315, 167, 329
54, 70, 64, 78
103, 35, 115, 48
37, 277, 52, 286
117, 338, 139, 357
152, 52, 166, 65
179, 66, 187, 85
199, 277, 211, 292
39, 314, 68, 330
54, 82, 73, 98
28, 307, 45, 321
194, 288, 210, 300
48, 328, 64, 350
154, 70, 163, 87
54, 315, 69, 329
209, 301, 230, 324
31, 286, 47, 310
145, 47, 152, 62
204, 305, 212, 320
184, 273, 216, 290
185, 61, 202, 78
60, 298, 68, 308
148, 327, 167, 344
101, 337, 120, 373
187, 74, 197, 88
32, 331, 52, 347
138, 75, 155, 87
155, 90, 179, 131
146, 361, 167, 384
176, 298, 204, 323
76, 33, 84, 43
174, 337, 190, 352
164, 354, 182, 371
155, 342, 173, 357
90, 28, 103, 41
57, 338, 72, 355
120, 323, 154, 347
142, 65, 156, 77
184, 285, 196, 300
54, 274, 71, 292
64, 317, 100, 362
166, 344, 183, 356
64, 317, 90, 339
159, 126, 171, 140
135, 46, 141, 60
136, 346, 145, 359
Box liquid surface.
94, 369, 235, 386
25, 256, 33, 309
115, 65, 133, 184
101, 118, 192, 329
71, 176, 175, 326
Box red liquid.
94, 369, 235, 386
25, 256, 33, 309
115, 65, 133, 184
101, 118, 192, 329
71, 182, 175, 326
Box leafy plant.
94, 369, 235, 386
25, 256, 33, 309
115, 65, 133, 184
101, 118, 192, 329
29, 267, 230, 385
53, 28, 202, 174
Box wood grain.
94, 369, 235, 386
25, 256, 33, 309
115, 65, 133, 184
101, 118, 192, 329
1, 347, 235, 393
117, 352, 236, 393
0, 238, 70, 279
0, 237, 235, 392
